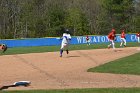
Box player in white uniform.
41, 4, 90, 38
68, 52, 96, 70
60, 29, 71, 57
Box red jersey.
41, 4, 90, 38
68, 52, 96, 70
121, 31, 125, 38
86, 36, 89, 40
136, 33, 140, 37
108, 32, 115, 40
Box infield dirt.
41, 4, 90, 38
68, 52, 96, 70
0, 47, 140, 90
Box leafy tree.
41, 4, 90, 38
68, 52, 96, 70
134, 0, 140, 32
102, 0, 135, 33
64, 8, 89, 36
47, 7, 66, 36
0, 0, 139, 38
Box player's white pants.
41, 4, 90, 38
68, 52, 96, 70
120, 38, 126, 46
138, 37, 140, 43
86, 40, 90, 45
108, 40, 115, 49
61, 43, 69, 50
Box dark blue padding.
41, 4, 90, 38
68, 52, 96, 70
0, 34, 137, 48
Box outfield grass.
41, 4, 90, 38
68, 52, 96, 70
1, 88, 140, 93
88, 52, 140, 75
0, 42, 139, 55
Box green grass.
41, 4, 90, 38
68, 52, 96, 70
0, 42, 140, 92
1, 88, 140, 93
88, 52, 140, 75
0, 42, 139, 55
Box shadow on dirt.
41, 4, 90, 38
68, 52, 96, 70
67, 55, 80, 58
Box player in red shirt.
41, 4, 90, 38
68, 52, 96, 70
108, 28, 116, 49
136, 32, 140, 43
0, 44, 7, 53
86, 35, 90, 46
120, 29, 126, 47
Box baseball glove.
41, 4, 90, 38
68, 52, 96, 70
1, 44, 7, 53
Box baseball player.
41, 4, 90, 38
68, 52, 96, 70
136, 32, 140, 43
86, 35, 90, 46
0, 44, 7, 53
60, 29, 71, 57
108, 28, 116, 49
120, 29, 126, 47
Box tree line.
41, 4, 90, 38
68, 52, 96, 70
0, 0, 140, 39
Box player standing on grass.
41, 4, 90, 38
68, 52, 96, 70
120, 29, 126, 47
86, 35, 90, 46
136, 32, 140, 43
108, 28, 116, 49
60, 29, 71, 57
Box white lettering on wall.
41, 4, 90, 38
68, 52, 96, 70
101, 36, 105, 42
131, 35, 136, 41
106, 36, 109, 42
97, 36, 100, 42
77, 37, 82, 43
83, 37, 87, 43
93, 37, 97, 42
76, 34, 137, 44
89, 37, 92, 43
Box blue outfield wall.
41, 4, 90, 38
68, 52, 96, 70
0, 34, 138, 48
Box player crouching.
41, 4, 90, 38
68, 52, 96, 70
0, 44, 7, 53
60, 29, 71, 57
